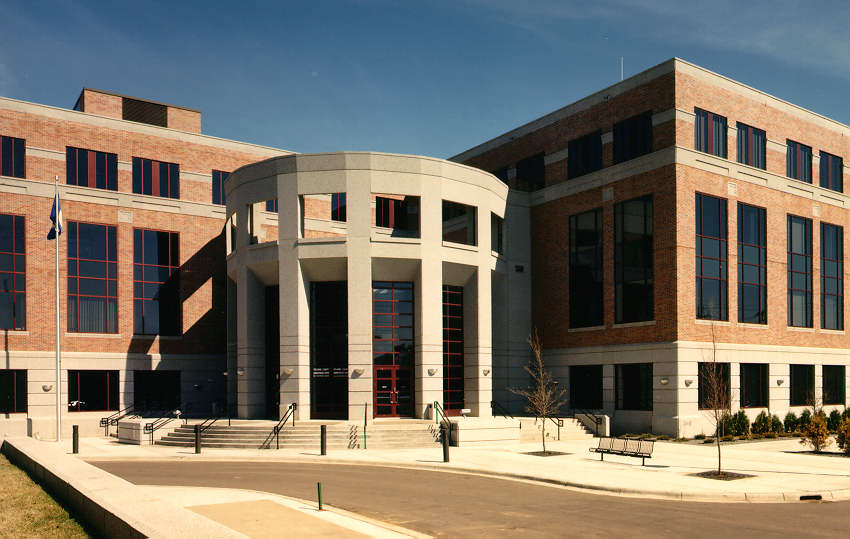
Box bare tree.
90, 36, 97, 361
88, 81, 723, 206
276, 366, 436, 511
699, 323, 730, 475
510, 328, 567, 454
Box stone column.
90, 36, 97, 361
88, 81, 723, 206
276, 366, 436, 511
347, 172, 373, 421
417, 255, 443, 418
464, 268, 493, 417
236, 266, 265, 418
225, 276, 238, 411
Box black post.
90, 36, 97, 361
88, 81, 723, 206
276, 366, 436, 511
194, 424, 201, 454
320, 424, 327, 455
441, 424, 450, 463
72, 425, 79, 454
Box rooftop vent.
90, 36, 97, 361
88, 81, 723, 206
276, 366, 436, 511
122, 97, 167, 127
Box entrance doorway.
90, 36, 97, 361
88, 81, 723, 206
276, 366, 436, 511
372, 281, 414, 417
442, 285, 464, 415
265, 286, 280, 419
134, 371, 180, 411
310, 281, 348, 419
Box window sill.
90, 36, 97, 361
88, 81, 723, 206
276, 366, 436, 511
65, 332, 122, 338
612, 320, 655, 329
736, 322, 769, 330
442, 240, 478, 252
132, 334, 183, 341
568, 325, 605, 333
695, 319, 730, 326
787, 326, 815, 333
0, 330, 29, 335
297, 237, 346, 245
819, 328, 845, 335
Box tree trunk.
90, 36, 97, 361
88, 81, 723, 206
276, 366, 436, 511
542, 418, 547, 454
716, 417, 721, 474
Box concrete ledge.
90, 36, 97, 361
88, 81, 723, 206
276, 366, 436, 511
1, 438, 244, 538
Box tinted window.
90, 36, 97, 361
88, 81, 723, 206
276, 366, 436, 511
787, 215, 812, 328
613, 111, 652, 164
615, 195, 653, 323
568, 130, 602, 179
569, 208, 603, 328
696, 193, 728, 320
738, 203, 767, 324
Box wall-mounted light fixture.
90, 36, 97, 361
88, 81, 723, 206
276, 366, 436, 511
352, 368, 365, 377
282, 367, 294, 377
483, 369, 490, 376
660, 377, 669, 385
684, 379, 693, 387
777, 379, 784, 386
427, 368, 437, 376
41, 384, 53, 392
236, 368, 245, 376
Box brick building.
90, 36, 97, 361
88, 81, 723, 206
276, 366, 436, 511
3, 57, 850, 439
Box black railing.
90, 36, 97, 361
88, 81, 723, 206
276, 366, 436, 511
198, 403, 235, 433
433, 401, 452, 445
100, 405, 137, 435
570, 407, 603, 436
543, 415, 564, 440
259, 402, 297, 449
144, 408, 185, 445
490, 400, 515, 420
363, 402, 368, 449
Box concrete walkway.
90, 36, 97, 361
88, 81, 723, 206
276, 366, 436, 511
73, 435, 850, 503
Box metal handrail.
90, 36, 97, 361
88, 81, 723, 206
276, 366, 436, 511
570, 407, 603, 436
198, 403, 235, 433
144, 408, 184, 445
433, 401, 452, 445
363, 402, 368, 449
259, 402, 297, 449
100, 405, 136, 434
542, 415, 564, 440
490, 400, 515, 420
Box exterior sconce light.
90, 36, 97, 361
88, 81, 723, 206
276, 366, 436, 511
193, 384, 201, 391
352, 368, 365, 376
660, 377, 669, 385
42, 384, 53, 392
282, 368, 294, 377
684, 379, 693, 387
236, 368, 246, 376
483, 369, 490, 376
427, 368, 437, 376
777, 379, 784, 386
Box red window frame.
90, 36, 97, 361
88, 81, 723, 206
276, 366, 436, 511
132, 156, 180, 199
266, 198, 278, 213
372, 281, 414, 417
0, 213, 25, 330
787, 214, 813, 328
133, 228, 180, 336
442, 285, 464, 414
695, 193, 728, 320
68, 370, 119, 412
66, 146, 118, 190
67, 221, 118, 333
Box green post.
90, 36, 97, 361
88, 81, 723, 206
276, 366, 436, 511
317, 482, 322, 511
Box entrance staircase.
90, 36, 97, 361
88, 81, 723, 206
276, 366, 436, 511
156, 419, 439, 450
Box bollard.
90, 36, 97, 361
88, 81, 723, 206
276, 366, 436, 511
72, 425, 79, 454
194, 424, 201, 454
441, 424, 450, 463
320, 424, 327, 456
317, 482, 322, 511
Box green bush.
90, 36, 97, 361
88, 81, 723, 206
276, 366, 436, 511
731, 410, 750, 436
799, 409, 812, 430
656, 434, 670, 441
784, 412, 798, 433
764, 432, 778, 439
770, 415, 784, 433
843, 408, 850, 421
721, 434, 735, 442
800, 414, 831, 453
703, 438, 715, 444
719, 412, 734, 436
828, 410, 842, 432
836, 418, 850, 456
694, 433, 706, 440
752, 411, 771, 434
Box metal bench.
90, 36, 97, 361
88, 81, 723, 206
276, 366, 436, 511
589, 436, 654, 466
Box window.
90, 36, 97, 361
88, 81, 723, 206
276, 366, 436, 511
820, 151, 843, 193
265, 199, 278, 213
515, 153, 545, 191
615, 195, 653, 324
698, 362, 730, 410
694, 108, 727, 158
570, 365, 602, 409
133, 229, 180, 336
790, 364, 815, 406
122, 97, 166, 127
0, 370, 26, 413
132, 157, 179, 199
66, 147, 118, 191
376, 196, 420, 234
331, 193, 346, 222
787, 140, 812, 183
740, 363, 769, 408
568, 130, 603, 179
0, 135, 25, 178
613, 111, 653, 164
736, 123, 766, 170
212, 170, 229, 205
823, 365, 846, 406
0, 214, 25, 330
442, 285, 464, 414
492, 167, 509, 184
67, 222, 117, 333
615, 363, 652, 410
442, 200, 476, 245
821, 222, 843, 330
738, 203, 767, 324
491, 213, 504, 254
569, 208, 603, 328
68, 370, 118, 412
787, 215, 812, 327
696, 193, 728, 320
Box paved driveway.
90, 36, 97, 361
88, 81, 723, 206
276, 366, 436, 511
90, 460, 849, 537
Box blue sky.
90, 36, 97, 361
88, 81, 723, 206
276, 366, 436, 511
2, 1, 850, 158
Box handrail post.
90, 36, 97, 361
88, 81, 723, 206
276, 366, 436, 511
363, 402, 368, 450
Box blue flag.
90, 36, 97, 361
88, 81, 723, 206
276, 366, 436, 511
47, 192, 63, 239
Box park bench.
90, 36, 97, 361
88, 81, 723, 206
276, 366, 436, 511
589, 437, 654, 466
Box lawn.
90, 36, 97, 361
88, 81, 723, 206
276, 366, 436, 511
0, 453, 88, 538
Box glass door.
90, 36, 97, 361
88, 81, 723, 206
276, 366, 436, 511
372, 281, 414, 417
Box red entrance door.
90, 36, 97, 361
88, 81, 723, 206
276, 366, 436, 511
373, 282, 414, 417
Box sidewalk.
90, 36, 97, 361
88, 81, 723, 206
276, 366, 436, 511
72, 435, 850, 503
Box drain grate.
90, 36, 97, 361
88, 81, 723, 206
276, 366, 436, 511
800, 494, 822, 501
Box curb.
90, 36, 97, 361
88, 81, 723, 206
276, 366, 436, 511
81, 452, 850, 504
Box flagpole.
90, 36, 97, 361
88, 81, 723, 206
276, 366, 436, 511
54, 175, 61, 442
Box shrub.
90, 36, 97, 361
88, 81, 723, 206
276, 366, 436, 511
731, 410, 750, 436
703, 438, 715, 444
843, 408, 850, 421
656, 434, 670, 441
828, 410, 842, 432
752, 411, 771, 434
800, 414, 831, 453
720, 412, 734, 436
694, 433, 706, 440
721, 435, 735, 442
799, 409, 812, 430
784, 412, 798, 433
764, 432, 778, 439
770, 415, 784, 434
836, 418, 850, 456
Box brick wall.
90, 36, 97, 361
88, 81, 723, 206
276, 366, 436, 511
167, 107, 201, 134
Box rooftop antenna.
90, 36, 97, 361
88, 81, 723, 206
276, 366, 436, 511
620, 56, 624, 81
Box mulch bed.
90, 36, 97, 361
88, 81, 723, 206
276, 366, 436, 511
690, 470, 755, 481
523, 451, 570, 457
